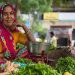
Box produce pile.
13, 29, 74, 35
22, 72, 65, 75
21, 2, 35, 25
13, 58, 33, 64
0, 58, 61, 75
56, 56, 75, 75
8, 63, 62, 75
0, 61, 20, 75
0, 56, 74, 75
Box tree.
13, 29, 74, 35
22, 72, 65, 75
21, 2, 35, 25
20, 0, 53, 14
0, 0, 53, 13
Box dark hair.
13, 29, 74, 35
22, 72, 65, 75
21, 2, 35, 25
2, 4, 15, 13
50, 31, 54, 36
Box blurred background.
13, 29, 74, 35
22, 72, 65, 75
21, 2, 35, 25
0, 0, 75, 53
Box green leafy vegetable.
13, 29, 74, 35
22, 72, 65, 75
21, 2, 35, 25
56, 56, 75, 75
8, 63, 62, 75
13, 58, 33, 64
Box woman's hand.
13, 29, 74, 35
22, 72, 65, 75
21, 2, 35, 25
10, 22, 25, 31
12, 22, 36, 43
13, 22, 25, 28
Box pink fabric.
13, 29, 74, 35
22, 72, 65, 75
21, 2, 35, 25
0, 4, 36, 60
0, 60, 6, 64
0, 7, 2, 13
0, 4, 18, 59
0, 22, 19, 59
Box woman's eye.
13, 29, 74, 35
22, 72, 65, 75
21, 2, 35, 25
3, 12, 14, 16
10, 12, 14, 15
3, 12, 8, 16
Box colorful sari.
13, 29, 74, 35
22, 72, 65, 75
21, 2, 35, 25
0, 22, 36, 61
0, 22, 19, 59
0, 4, 36, 61
0, 4, 29, 60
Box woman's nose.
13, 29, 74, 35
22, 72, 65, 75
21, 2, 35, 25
7, 13, 11, 18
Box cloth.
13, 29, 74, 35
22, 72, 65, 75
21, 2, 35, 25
16, 47, 36, 61
0, 22, 28, 59
50, 36, 57, 48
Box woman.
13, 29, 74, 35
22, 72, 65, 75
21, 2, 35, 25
0, 4, 35, 61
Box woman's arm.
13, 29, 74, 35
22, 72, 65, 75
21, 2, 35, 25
0, 53, 5, 62
12, 22, 36, 43
22, 24, 36, 43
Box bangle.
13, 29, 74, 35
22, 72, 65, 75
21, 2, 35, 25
26, 30, 30, 34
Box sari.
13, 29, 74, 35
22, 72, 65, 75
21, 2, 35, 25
0, 4, 36, 61
0, 4, 22, 59
0, 22, 36, 61
0, 21, 18, 59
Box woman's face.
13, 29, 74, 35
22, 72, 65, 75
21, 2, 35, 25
2, 6, 15, 27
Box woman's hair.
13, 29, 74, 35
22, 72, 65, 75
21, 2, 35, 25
2, 4, 15, 13
1, 4, 15, 15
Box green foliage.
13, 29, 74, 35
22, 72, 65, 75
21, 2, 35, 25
31, 20, 43, 33
31, 20, 47, 39
0, 0, 71, 13
17, 16, 25, 23
13, 58, 33, 64
8, 63, 62, 75
20, 0, 53, 13
54, 0, 61, 7
38, 0, 53, 12
4, 0, 53, 13
0, 0, 3, 3
16, 43, 24, 50
38, 29, 47, 41
9, 0, 16, 4
56, 56, 75, 75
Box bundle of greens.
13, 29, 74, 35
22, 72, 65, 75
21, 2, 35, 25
13, 58, 33, 64
56, 56, 75, 75
8, 63, 62, 75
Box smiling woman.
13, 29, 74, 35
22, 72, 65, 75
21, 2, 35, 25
2, 5, 16, 27
0, 4, 35, 62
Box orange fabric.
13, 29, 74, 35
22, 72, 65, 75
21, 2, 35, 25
0, 32, 28, 52
0, 42, 2, 52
